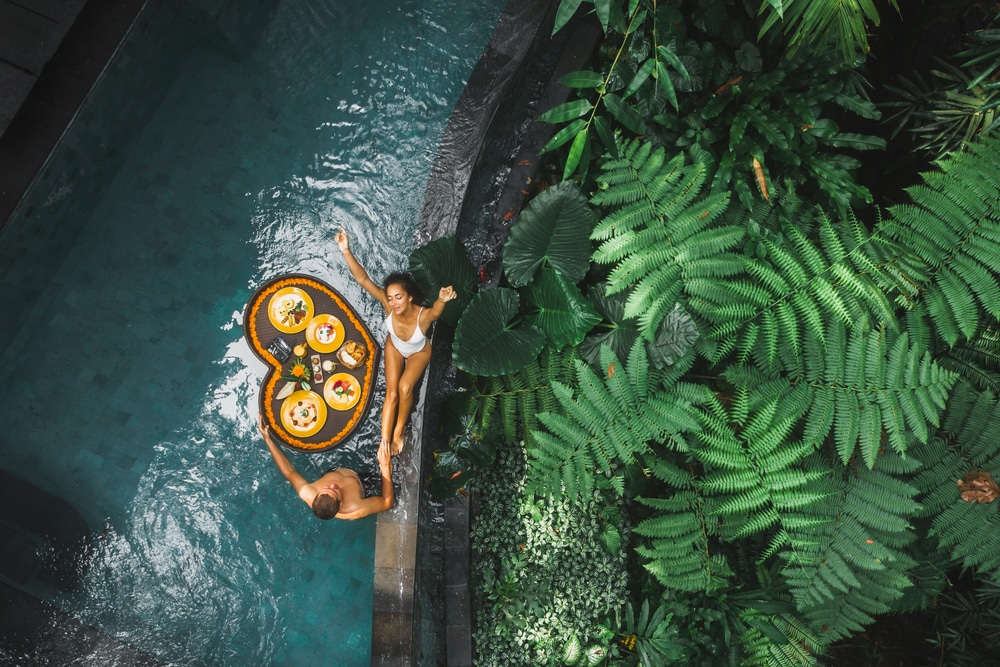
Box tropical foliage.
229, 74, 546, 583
414, 0, 1000, 665
883, 9, 1000, 161
539, 0, 885, 209
757, 0, 900, 63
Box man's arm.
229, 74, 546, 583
258, 414, 315, 506
336, 439, 395, 519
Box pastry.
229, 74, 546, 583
337, 340, 366, 368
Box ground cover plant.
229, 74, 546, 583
417, 1, 1000, 665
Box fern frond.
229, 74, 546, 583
883, 137, 1000, 346
635, 488, 731, 592
590, 142, 738, 340
798, 321, 957, 467
526, 344, 703, 502
914, 381, 1000, 583
691, 211, 897, 371
938, 320, 1000, 393
931, 502, 1000, 580
781, 452, 920, 643
692, 391, 829, 544
739, 609, 822, 667
470, 348, 575, 448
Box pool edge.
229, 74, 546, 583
370, 0, 556, 664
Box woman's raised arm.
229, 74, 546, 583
422, 285, 456, 331
335, 227, 388, 311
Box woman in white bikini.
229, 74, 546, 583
336, 227, 456, 454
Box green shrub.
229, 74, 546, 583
471, 444, 630, 665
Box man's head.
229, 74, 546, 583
312, 492, 340, 520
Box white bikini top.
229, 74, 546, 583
385, 308, 427, 356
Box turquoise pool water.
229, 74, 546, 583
0, 0, 504, 663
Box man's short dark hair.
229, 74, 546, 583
312, 494, 340, 520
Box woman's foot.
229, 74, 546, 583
391, 434, 405, 456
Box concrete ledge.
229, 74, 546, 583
416, 0, 554, 246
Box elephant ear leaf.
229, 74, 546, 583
408, 235, 477, 326
524, 266, 601, 351
579, 283, 639, 367
502, 181, 596, 287
646, 303, 700, 369
453, 288, 545, 376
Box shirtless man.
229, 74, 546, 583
259, 414, 394, 520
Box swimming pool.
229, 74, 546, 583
0, 0, 505, 663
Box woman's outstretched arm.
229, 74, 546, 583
335, 226, 389, 311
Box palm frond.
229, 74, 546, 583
758, 0, 899, 63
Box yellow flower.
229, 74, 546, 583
291, 365, 305, 378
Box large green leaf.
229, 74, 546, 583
593, 115, 618, 157
452, 288, 545, 376
655, 60, 679, 111
657, 44, 690, 80
646, 303, 699, 369
552, 0, 584, 35
580, 283, 639, 367
564, 128, 589, 181
537, 99, 595, 124
815, 132, 887, 150
558, 70, 605, 89
524, 266, 601, 350
540, 118, 587, 155
735, 41, 762, 73
625, 58, 656, 99
408, 235, 477, 326
604, 93, 647, 135
502, 181, 596, 287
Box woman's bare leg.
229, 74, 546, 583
391, 344, 431, 454
382, 336, 405, 449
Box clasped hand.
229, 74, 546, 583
439, 286, 456, 302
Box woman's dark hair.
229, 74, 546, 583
312, 494, 340, 520
383, 272, 425, 305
